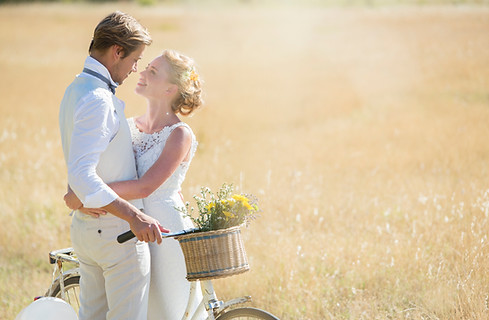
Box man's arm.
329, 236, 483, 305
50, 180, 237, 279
67, 95, 118, 207
67, 93, 164, 243
103, 198, 168, 243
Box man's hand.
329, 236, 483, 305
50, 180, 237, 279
103, 198, 170, 244
64, 186, 83, 210
130, 212, 166, 244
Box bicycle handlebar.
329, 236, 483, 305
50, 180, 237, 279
117, 228, 197, 244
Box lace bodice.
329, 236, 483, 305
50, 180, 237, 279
128, 117, 198, 201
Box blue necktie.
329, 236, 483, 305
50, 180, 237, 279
83, 68, 117, 94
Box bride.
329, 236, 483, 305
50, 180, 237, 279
65, 49, 206, 319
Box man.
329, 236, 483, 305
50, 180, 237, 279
59, 12, 167, 319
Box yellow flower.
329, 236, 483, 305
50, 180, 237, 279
189, 70, 199, 81
232, 194, 253, 211
223, 211, 235, 219
243, 201, 254, 211
221, 199, 235, 206
206, 202, 216, 211
232, 194, 248, 203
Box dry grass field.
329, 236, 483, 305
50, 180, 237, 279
1, 2, 489, 319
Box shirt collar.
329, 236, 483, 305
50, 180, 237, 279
83, 56, 119, 90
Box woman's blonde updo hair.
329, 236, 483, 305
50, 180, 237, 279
162, 49, 203, 116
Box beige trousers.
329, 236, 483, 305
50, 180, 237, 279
71, 213, 151, 320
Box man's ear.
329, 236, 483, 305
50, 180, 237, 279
112, 45, 124, 60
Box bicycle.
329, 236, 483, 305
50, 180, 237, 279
41, 247, 80, 313
41, 231, 279, 320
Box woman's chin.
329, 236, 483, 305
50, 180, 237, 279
134, 86, 145, 95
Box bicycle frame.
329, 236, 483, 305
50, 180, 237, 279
45, 248, 79, 300
119, 231, 255, 319
45, 231, 258, 320
183, 279, 252, 320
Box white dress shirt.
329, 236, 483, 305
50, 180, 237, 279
59, 56, 141, 209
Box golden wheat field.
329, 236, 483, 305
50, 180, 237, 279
1, 1, 489, 319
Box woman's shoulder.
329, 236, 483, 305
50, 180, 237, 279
167, 122, 198, 164
170, 121, 192, 132
168, 122, 193, 141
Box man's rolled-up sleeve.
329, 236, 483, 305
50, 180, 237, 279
67, 94, 119, 208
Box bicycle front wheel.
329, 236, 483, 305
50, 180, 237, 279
216, 307, 279, 320
50, 275, 80, 313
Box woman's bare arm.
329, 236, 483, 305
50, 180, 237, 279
64, 126, 192, 207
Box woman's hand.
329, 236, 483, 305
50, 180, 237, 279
64, 186, 83, 210
65, 186, 107, 218
78, 207, 107, 218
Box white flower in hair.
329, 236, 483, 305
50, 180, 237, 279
181, 67, 198, 82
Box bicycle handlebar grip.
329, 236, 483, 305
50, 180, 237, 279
117, 230, 136, 243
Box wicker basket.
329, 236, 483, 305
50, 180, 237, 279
174, 226, 249, 281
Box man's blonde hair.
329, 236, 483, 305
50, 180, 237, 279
89, 11, 152, 58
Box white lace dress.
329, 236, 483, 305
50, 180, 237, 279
128, 118, 205, 320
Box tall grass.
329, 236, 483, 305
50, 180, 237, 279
1, 3, 488, 319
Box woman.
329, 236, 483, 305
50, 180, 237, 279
65, 49, 205, 319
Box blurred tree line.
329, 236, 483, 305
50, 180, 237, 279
0, 0, 149, 3
1, 0, 487, 4
0, 0, 182, 4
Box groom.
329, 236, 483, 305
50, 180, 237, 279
59, 12, 166, 320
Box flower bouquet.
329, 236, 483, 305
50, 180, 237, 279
175, 184, 259, 281
179, 183, 259, 232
